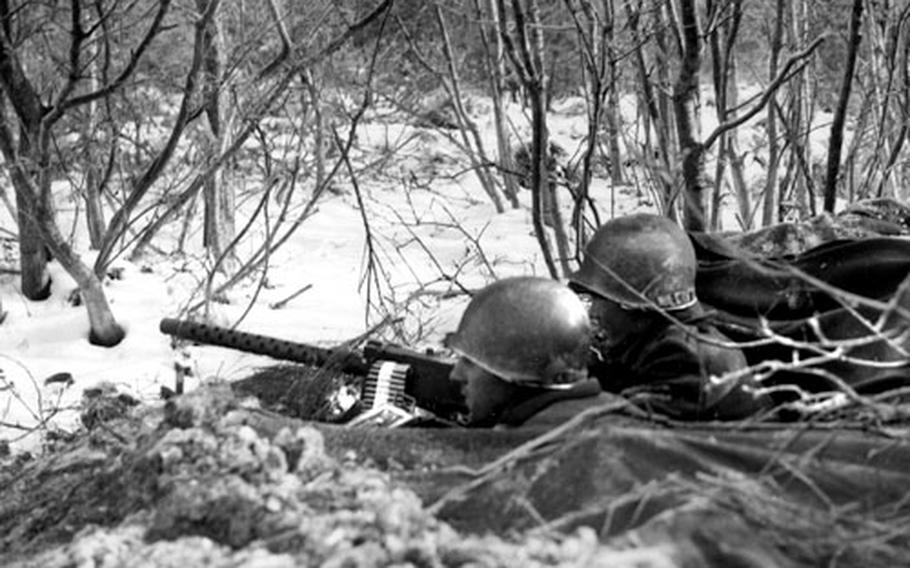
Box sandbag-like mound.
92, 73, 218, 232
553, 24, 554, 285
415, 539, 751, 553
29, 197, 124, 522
692, 209, 910, 391
706, 198, 910, 259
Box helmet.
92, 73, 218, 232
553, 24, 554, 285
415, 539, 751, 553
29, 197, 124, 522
447, 277, 591, 389
570, 213, 697, 310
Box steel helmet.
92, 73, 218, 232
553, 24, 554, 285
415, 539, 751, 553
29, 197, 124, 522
447, 277, 591, 389
570, 213, 697, 310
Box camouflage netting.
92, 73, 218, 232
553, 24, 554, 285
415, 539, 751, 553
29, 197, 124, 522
2, 381, 909, 568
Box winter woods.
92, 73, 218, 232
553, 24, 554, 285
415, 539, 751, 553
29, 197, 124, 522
0, 0, 902, 343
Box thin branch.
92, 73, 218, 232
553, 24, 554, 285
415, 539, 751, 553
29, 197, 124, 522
260, 0, 394, 80
269, 283, 313, 310
44, 0, 87, 125
265, 0, 292, 58
57, 0, 173, 114
94, 0, 218, 273
704, 36, 825, 149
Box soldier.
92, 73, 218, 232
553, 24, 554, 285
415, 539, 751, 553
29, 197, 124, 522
569, 213, 771, 420
447, 276, 608, 428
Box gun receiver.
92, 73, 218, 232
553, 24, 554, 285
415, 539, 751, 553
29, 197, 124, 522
159, 318, 466, 421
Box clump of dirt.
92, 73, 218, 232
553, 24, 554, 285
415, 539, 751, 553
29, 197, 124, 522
0, 382, 676, 568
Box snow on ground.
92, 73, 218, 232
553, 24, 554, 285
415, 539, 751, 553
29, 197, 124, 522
0, 90, 785, 452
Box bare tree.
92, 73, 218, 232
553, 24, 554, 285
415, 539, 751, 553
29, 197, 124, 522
706, 0, 747, 230
0, 0, 394, 344
475, 0, 522, 208
80, 15, 107, 250
624, 0, 675, 209
854, 1, 910, 199
600, 0, 624, 187
563, 0, 618, 247
497, 0, 571, 277
774, 0, 818, 223
823, 0, 863, 212
0, 0, 176, 344
760, 0, 786, 226
391, 4, 509, 213
672, 0, 709, 230
198, 0, 236, 273
644, 0, 820, 231
432, 5, 506, 213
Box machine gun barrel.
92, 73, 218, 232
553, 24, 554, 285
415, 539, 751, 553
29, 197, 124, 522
160, 317, 467, 420
159, 318, 368, 374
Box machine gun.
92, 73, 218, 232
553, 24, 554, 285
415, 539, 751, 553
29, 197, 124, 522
159, 318, 467, 427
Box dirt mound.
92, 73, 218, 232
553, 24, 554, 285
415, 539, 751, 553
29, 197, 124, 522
3, 381, 910, 567
0, 383, 681, 567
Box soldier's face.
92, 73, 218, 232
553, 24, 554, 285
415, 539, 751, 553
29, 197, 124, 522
450, 357, 514, 427
581, 294, 638, 352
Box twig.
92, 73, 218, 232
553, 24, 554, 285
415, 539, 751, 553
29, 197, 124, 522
704, 36, 827, 149
440, 203, 498, 278
269, 283, 313, 310
385, 204, 475, 297
0, 355, 43, 423
337, 315, 403, 350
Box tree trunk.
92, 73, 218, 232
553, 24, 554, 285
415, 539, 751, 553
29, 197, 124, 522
496, 0, 560, 276
94, 1, 210, 275
672, 0, 707, 230
83, 34, 105, 249
869, 2, 910, 197
783, 0, 816, 219
302, 70, 328, 193
823, 0, 864, 212
721, 26, 751, 230
604, 89, 624, 186
625, 0, 673, 206
199, 0, 236, 272
0, 0, 177, 344
653, 0, 674, 163
477, 0, 520, 208
14, 124, 50, 300
431, 5, 505, 213
564, 0, 608, 250
491, 0, 521, 208
14, 177, 51, 300
527, 0, 571, 275
41, 218, 124, 345
707, 0, 746, 230
0, 129, 124, 344
30, 125, 124, 344
762, 0, 785, 225
601, 0, 623, 186
84, 163, 106, 248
